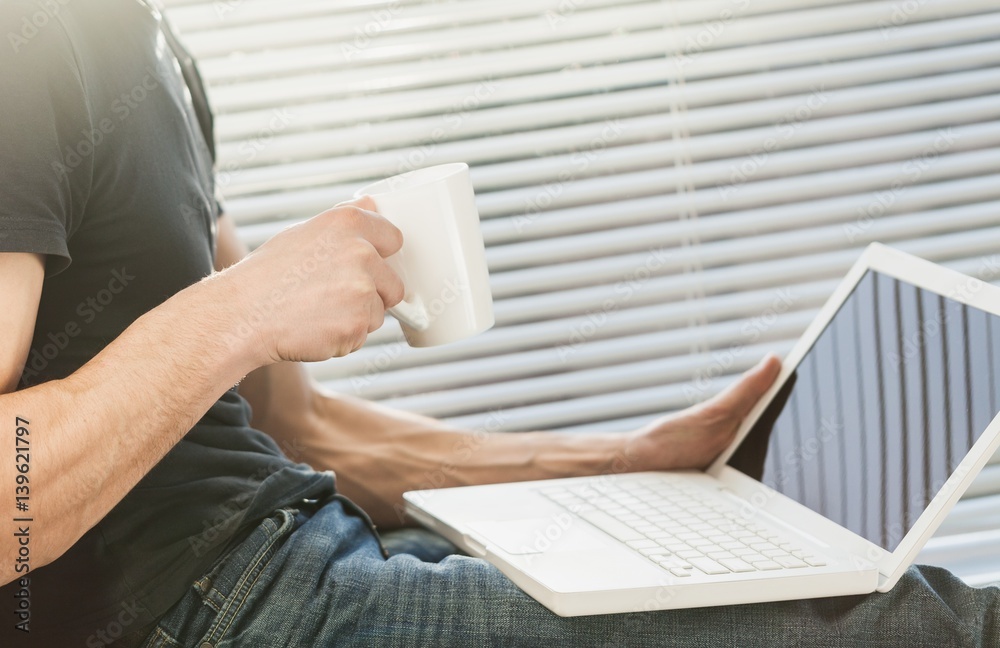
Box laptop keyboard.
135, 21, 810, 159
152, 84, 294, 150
538, 477, 828, 578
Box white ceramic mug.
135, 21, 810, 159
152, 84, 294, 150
354, 162, 495, 347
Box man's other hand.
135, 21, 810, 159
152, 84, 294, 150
626, 354, 782, 471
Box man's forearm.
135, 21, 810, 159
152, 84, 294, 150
0, 271, 262, 586
245, 354, 782, 530
314, 394, 635, 528
241, 361, 634, 528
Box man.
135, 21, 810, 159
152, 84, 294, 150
0, 1, 996, 646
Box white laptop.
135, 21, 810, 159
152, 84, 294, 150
403, 243, 1000, 616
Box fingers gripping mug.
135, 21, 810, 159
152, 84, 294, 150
355, 163, 495, 347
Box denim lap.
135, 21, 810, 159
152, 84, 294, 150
145, 499, 999, 648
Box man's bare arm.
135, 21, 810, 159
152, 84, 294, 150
0, 254, 44, 393
219, 215, 782, 528
0, 260, 260, 587
0, 200, 406, 587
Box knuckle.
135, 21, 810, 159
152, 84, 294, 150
370, 310, 386, 332
350, 277, 377, 300
331, 206, 365, 230
349, 318, 370, 344
333, 317, 368, 357
388, 276, 405, 306
349, 240, 380, 266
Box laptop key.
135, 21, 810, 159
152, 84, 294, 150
670, 568, 693, 578
719, 558, 755, 573
642, 547, 670, 556
659, 556, 688, 567
577, 510, 644, 542
661, 542, 689, 552
689, 557, 730, 575
774, 556, 808, 569
803, 556, 828, 567
751, 560, 782, 571
706, 551, 736, 561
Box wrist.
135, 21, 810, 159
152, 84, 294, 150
169, 272, 269, 384
609, 430, 648, 474
205, 265, 277, 371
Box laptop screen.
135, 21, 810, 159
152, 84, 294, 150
727, 270, 1000, 552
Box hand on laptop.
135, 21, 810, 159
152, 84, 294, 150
626, 354, 781, 471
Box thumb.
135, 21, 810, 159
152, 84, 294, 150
337, 194, 378, 212
705, 353, 782, 418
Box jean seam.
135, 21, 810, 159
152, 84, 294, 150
140, 625, 181, 648
200, 509, 295, 645
200, 514, 280, 607
193, 511, 286, 608
201, 591, 223, 614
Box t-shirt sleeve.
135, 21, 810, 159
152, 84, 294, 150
0, 2, 93, 276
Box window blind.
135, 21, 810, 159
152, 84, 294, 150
163, 0, 1000, 585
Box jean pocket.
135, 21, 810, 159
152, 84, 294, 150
138, 625, 184, 648
332, 493, 390, 559
146, 508, 298, 648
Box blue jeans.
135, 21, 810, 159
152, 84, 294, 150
139, 496, 999, 647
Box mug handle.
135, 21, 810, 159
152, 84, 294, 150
389, 297, 430, 331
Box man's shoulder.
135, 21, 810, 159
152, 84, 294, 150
1, 0, 80, 66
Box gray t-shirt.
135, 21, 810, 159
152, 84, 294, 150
0, 0, 334, 644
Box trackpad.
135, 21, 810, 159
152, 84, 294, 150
467, 515, 604, 555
